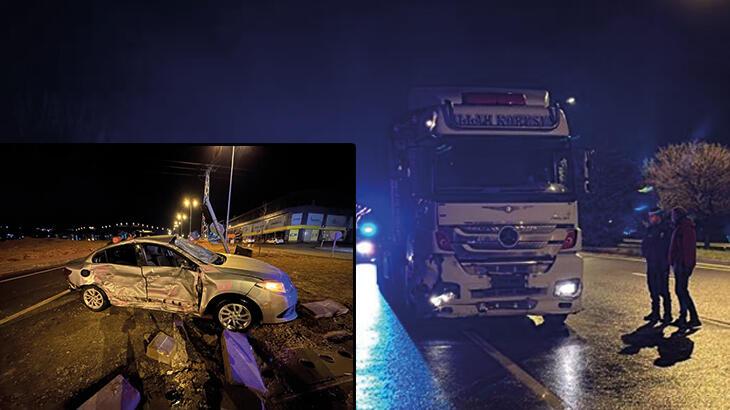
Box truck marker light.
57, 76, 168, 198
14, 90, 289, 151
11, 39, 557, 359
561, 229, 577, 249
462, 92, 527, 106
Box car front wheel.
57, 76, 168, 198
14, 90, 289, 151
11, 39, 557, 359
216, 299, 256, 332
82, 286, 110, 312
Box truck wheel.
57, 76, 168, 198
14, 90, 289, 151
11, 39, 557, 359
81, 286, 110, 312
543, 314, 568, 327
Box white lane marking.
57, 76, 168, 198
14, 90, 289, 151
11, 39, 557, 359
584, 253, 730, 272
0, 289, 72, 326
0, 266, 65, 284
463, 330, 568, 410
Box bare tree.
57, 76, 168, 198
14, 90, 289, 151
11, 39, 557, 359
643, 142, 730, 248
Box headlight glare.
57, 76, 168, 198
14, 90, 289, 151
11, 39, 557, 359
257, 280, 286, 293
554, 279, 581, 298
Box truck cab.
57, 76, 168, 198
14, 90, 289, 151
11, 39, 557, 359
380, 88, 586, 325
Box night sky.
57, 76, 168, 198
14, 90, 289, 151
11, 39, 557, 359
3, 0, 730, 212
0, 145, 354, 228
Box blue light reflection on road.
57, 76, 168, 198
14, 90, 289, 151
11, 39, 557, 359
356, 263, 454, 409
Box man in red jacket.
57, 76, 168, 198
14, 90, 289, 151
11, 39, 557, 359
668, 206, 701, 328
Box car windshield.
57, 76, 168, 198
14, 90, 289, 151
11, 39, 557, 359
433, 136, 574, 196
174, 237, 225, 265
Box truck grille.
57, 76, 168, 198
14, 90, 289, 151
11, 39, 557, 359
442, 223, 569, 275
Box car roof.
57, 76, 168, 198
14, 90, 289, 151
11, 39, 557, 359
100, 235, 177, 251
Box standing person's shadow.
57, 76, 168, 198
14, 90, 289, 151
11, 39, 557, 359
619, 322, 695, 367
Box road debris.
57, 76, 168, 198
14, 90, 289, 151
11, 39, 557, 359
145, 332, 177, 366
222, 330, 268, 397
301, 299, 349, 319
323, 330, 352, 343
286, 347, 353, 387
78, 374, 140, 410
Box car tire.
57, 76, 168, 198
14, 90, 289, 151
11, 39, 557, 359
215, 298, 258, 332
543, 314, 569, 327
81, 286, 110, 312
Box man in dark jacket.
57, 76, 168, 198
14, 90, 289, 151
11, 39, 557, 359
640, 208, 672, 323
668, 206, 701, 328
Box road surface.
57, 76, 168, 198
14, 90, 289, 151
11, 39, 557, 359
356, 253, 730, 409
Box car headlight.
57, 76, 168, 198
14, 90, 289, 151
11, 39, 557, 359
256, 280, 286, 294
554, 279, 581, 298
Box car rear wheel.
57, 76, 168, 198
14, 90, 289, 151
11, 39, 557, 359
216, 299, 256, 332
82, 286, 110, 312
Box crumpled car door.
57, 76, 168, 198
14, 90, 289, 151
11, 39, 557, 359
95, 244, 146, 306
140, 266, 200, 313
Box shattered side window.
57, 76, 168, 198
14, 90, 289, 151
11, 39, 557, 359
106, 245, 139, 267
174, 237, 216, 264
143, 244, 192, 268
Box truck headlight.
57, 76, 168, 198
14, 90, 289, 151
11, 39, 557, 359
429, 292, 455, 307
554, 279, 581, 298
356, 241, 375, 256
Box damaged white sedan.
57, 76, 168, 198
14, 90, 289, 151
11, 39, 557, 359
66, 235, 298, 331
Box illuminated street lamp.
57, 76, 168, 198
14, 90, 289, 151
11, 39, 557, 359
565, 97, 576, 105
183, 198, 199, 236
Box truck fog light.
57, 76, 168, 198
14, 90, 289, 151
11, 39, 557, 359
554, 279, 581, 298
430, 291, 456, 307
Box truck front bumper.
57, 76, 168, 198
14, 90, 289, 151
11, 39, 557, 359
430, 252, 584, 318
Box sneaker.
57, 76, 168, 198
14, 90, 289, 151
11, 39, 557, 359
687, 318, 702, 328
643, 313, 660, 321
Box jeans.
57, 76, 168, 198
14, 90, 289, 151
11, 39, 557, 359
647, 265, 671, 317
673, 263, 698, 321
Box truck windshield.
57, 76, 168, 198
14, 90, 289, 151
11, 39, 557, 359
433, 136, 574, 197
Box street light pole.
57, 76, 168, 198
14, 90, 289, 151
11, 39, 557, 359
225, 146, 235, 246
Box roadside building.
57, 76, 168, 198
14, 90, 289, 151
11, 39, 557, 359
228, 204, 353, 244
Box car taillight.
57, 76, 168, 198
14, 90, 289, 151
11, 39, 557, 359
562, 229, 577, 249
435, 230, 453, 251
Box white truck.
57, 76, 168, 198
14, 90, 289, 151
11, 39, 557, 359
379, 88, 590, 326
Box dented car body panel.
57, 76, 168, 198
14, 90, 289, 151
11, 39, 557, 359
67, 235, 298, 323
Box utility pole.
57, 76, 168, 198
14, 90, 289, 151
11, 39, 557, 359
203, 167, 229, 253
225, 146, 235, 248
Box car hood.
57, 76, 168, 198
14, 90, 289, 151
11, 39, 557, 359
211, 253, 287, 282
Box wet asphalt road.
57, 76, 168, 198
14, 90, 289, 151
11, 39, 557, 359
356, 253, 730, 409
